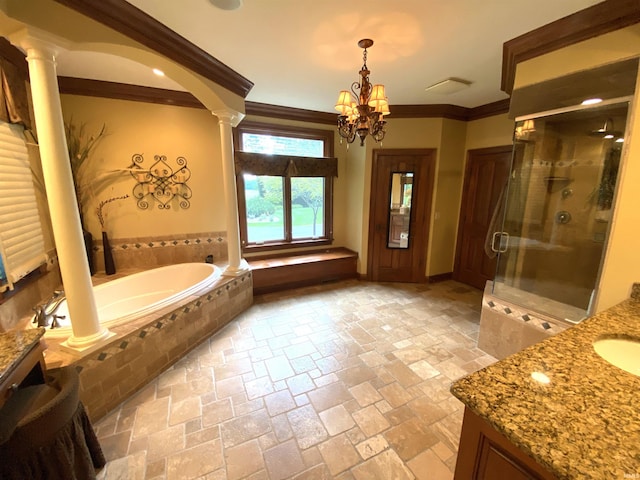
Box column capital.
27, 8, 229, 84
9, 27, 69, 60
213, 108, 245, 127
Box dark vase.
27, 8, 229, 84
102, 231, 116, 275
82, 230, 95, 275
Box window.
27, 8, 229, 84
0, 121, 47, 292
234, 122, 336, 251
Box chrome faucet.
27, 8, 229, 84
32, 290, 66, 329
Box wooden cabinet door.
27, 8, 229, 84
454, 408, 557, 480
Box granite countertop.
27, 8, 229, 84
451, 287, 640, 479
0, 328, 45, 383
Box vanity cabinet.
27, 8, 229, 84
454, 407, 557, 480
0, 329, 46, 409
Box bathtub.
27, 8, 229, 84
38, 263, 222, 338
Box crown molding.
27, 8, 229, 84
58, 76, 204, 108
53, 0, 254, 98
58, 77, 512, 123
467, 99, 510, 121
502, 0, 640, 95
389, 104, 469, 121
245, 102, 336, 125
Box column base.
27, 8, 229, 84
60, 328, 116, 356
223, 259, 251, 277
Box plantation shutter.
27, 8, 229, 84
0, 120, 47, 289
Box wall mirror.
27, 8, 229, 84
388, 172, 413, 249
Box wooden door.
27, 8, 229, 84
453, 146, 512, 290
368, 149, 435, 282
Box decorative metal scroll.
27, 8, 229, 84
129, 154, 192, 210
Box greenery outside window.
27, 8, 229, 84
233, 121, 336, 252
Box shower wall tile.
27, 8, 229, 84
477, 297, 568, 360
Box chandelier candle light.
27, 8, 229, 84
335, 39, 390, 146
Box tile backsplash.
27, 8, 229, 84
92, 231, 228, 273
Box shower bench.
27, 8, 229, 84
247, 247, 358, 295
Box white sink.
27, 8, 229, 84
593, 337, 640, 377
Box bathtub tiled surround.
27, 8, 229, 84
43, 270, 252, 421
93, 231, 228, 273
92, 280, 496, 479
478, 282, 569, 359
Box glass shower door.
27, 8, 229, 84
492, 100, 629, 323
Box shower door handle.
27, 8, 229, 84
491, 232, 509, 253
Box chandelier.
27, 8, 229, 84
335, 39, 390, 146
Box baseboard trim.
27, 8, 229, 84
428, 272, 453, 283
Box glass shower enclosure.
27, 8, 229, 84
491, 99, 630, 323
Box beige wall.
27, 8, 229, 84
58, 95, 517, 281
515, 24, 640, 90
60, 95, 226, 240
343, 140, 366, 271
465, 114, 514, 151
430, 118, 467, 276
513, 25, 640, 312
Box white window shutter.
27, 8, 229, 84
0, 121, 47, 289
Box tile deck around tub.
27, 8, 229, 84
94, 279, 497, 480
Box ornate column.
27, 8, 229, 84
213, 109, 249, 276
13, 30, 110, 349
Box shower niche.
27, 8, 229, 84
479, 98, 631, 358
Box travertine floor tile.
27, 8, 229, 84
264, 439, 305, 480
318, 404, 356, 436
95, 280, 496, 479
318, 433, 362, 475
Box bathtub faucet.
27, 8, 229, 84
32, 290, 66, 329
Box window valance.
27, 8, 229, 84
234, 151, 338, 178
0, 58, 30, 129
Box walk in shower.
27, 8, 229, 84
491, 99, 630, 323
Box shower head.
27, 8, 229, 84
589, 118, 621, 138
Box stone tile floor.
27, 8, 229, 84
95, 279, 497, 480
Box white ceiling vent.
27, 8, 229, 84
209, 0, 243, 10
425, 78, 472, 95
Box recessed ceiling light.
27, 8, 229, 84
425, 77, 472, 95
616, 137, 624, 143
581, 98, 602, 105
152, 68, 165, 77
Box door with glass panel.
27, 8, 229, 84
492, 100, 629, 322
368, 149, 435, 282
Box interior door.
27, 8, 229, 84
368, 149, 435, 282
453, 146, 512, 289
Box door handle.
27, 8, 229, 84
491, 232, 510, 253
498, 232, 509, 252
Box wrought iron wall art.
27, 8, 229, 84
129, 154, 192, 210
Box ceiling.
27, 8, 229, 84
53, 0, 603, 114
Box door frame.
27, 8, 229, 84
367, 148, 436, 282
453, 145, 513, 286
